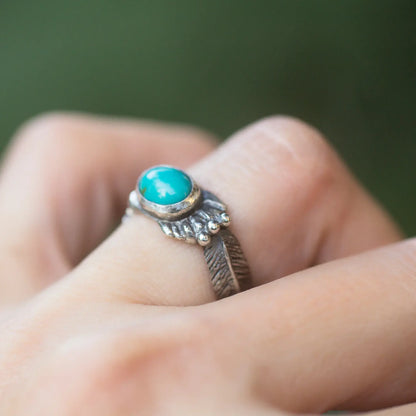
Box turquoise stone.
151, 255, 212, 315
138, 166, 192, 205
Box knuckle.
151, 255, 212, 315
121, 319, 213, 395
235, 115, 340, 199
13, 112, 94, 166
12, 112, 92, 175
253, 115, 331, 160
16, 112, 80, 145
173, 124, 218, 148
48, 316, 215, 410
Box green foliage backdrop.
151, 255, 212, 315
1, 0, 415, 232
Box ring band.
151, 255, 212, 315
123, 165, 252, 299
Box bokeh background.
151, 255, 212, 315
1, 0, 415, 233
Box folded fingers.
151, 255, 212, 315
0, 112, 215, 303
68, 116, 401, 305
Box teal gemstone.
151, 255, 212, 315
138, 166, 192, 205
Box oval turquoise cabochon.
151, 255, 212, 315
138, 166, 192, 205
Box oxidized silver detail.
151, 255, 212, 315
204, 229, 252, 298
128, 189, 230, 246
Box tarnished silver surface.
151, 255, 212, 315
204, 229, 251, 299
124, 171, 252, 299
128, 189, 230, 246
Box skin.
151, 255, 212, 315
0, 112, 414, 415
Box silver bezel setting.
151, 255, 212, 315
136, 179, 201, 221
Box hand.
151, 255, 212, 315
0, 113, 413, 415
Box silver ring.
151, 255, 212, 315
123, 165, 252, 299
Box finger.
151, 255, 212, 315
68, 116, 401, 305
0, 112, 215, 303
358, 403, 416, 415
191, 238, 416, 414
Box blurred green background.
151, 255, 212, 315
1, 0, 415, 233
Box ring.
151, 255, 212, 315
123, 165, 252, 299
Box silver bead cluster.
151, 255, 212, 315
126, 187, 231, 246
157, 191, 230, 246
